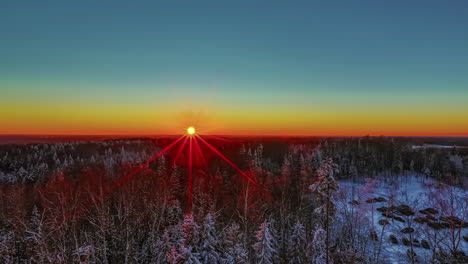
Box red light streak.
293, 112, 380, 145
78, 128, 270, 217
188, 136, 193, 212
195, 134, 270, 197
193, 136, 207, 166
114, 135, 184, 189
173, 135, 189, 165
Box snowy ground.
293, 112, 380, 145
337, 175, 467, 264
411, 144, 468, 149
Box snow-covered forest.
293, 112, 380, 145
0, 137, 467, 263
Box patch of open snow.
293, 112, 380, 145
411, 144, 468, 149
337, 174, 467, 264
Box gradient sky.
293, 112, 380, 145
1, 0, 468, 136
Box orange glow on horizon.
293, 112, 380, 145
1, 101, 468, 137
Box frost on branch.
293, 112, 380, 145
253, 220, 277, 264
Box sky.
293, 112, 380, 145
1, 0, 468, 136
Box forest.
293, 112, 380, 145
0, 136, 467, 263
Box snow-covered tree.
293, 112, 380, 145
200, 213, 221, 263
308, 227, 327, 264
90, 155, 96, 164
167, 245, 202, 264
181, 246, 202, 264
224, 222, 249, 264
0, 231, 15, 264
183, 213, 200, 248
254, 144, 264, 171
26, 206, 50, 263
166, 217, 202, 264
287, 221, 306, 264
253, 220, 277, 264
309, 157, 339, 264
167, 246, 184, 264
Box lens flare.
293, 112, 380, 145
93, 125, 269, 215
187, 126, 196, 135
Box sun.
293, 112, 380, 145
187, 126, 196, 135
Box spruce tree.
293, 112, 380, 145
287, 221, 306, 264
224, 222, 249, 264
253, 220, 277, 264
200, 213, 221, 263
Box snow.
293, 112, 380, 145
337, 174, 468, 263
411, 144, 468, 149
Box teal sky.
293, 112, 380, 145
1, 0, 468, 135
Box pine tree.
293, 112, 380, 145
167, 246, 184, 264
183, 213, 200, 249
167, 244, 202, 264
308, 227, 327, 263
253, 220, 277, 264
167, 217, 202, 264
224, 222, 249, 264
309, 158, 339, 264
200, 213, 221, 263
0, 230, 15, 264
254, 144, 264, 171
181, 246, 202, 264
287, 221, 306, 264
90, 155, 96, 164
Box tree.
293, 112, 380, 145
200, 213, 221, 263
426, 181, 467, 262
287, 221, 306, 264
0, 230, 15, 264
253, 220, 277, 264
224, 222, 249, 264
309, 157, 339, 264
254, 144, 264, 171
183, 213, 200, 248
308, 227, 326, 264
167, 216, 202, 264
26, 206, 51, 263
167, 245, 202, 264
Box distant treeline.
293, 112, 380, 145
319, 137, 468, 187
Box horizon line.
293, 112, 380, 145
1, 133, 468, 138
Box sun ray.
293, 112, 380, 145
173, 135, 189, 165
114, 135, 185, 189
193, 136, 207, 166
195, 134, 270, 197
65, 135, 185, 222
188, 136, 193, 212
